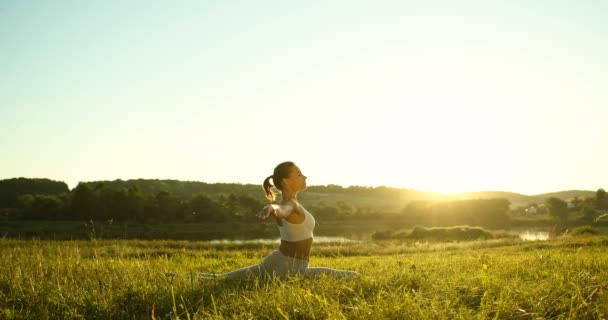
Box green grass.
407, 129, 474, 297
1, 236, 607, 319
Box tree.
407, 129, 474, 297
31, 195, 66, 219
70, 183, 98, 219
126, 187, 145, 221
336, 201, 354, 216
310, 203, 338, 220
188, 193, 226, 222
0, 178, 69, 208
596, 188, 608, 209
570, 197, 583, 212
16, 194, 34, 219
401, 200, 430, 225
103, 186, 144, 222
597, 188, 606, 200
545, 197, 568, 224
580, 205, 595, 223
236, 195, 263, 219
149, 191, 181, 223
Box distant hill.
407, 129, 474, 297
443, 190, 597, 209
299, 187, 598, 211
535, 190, 597, 201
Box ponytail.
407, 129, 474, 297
262, 161, 295, 203
263, 175, 276, 202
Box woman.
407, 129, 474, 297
200, 161, 357, 280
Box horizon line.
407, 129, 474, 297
1, 176, 601, 197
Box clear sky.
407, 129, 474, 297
1, 1, 606, 195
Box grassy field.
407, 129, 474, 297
1, 236, 607, 319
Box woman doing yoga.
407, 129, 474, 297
200, 161, 357, 280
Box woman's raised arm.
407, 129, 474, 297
256, 200, 296, 219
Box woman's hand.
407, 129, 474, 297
256, 204, 277, 219
256, 202, 295, 219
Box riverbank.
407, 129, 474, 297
2, 219, 607, 241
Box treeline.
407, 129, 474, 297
1, 178, 606, 230
542, 190, 608, 225
1, 181, 264, 223
0, 179, 374, 224
0, 178, 69, 208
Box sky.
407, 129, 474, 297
1, 1, 607, 195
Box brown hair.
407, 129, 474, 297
262, 161, 295, 202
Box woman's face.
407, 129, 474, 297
283, 165, 307, 192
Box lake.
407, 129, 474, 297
206, 226, 608, 244
512, 229, 550, 241
511, 226, 608, 241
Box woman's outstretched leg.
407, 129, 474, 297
304, 267, 358, 279
200, 263, 265, 280
199, 250, 308, 281
223, 263, 265, 280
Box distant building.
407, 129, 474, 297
525, 207, 537, 214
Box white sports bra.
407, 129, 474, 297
278, 202, 315, 242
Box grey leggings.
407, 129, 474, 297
203, 250, 357, 280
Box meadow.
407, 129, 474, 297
1, 235, 607, 319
